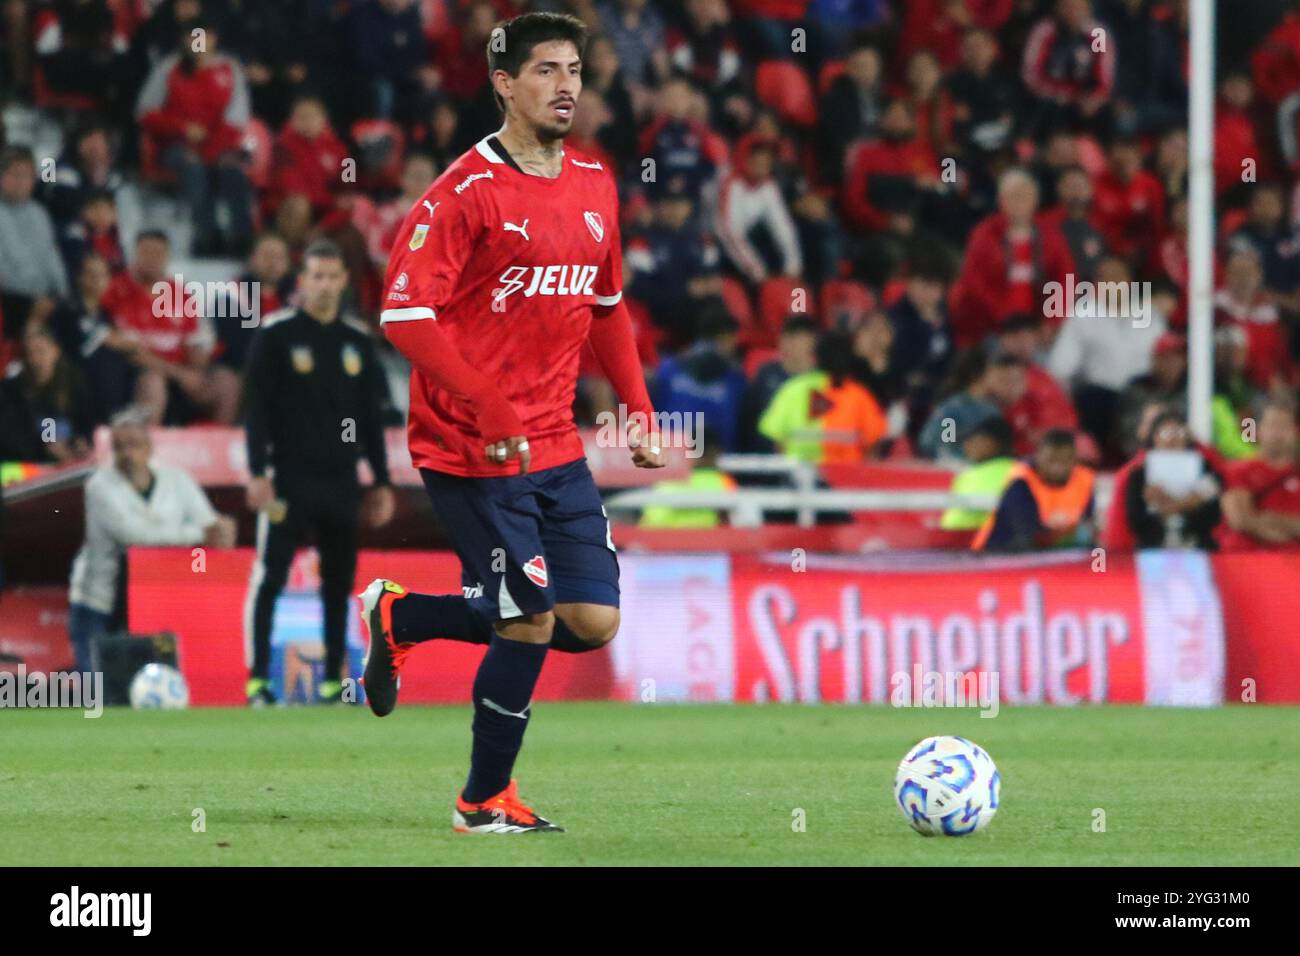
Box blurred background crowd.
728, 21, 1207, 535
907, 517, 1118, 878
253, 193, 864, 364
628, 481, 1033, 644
2, 0, 1300, 508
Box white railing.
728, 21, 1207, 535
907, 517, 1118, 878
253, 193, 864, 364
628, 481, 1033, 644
607, 454, 1114, 529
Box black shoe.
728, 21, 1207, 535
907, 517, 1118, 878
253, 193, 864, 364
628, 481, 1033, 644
358, 578, 412, 717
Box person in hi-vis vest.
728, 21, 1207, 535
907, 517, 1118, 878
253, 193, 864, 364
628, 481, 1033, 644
973, 428, 1095, 552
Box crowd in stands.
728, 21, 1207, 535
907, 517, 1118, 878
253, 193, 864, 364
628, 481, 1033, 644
4, 0, 1300, 551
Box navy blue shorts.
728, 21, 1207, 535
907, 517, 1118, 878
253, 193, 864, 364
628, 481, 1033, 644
421, 458, 619, 621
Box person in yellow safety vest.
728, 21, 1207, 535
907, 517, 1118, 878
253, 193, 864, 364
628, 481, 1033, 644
940, 416, 1018, 530
972, 428, 1096, 551
757, 330, 888, 464
639, 430, 738, 529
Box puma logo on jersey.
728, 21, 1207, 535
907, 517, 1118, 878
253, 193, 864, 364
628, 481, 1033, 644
454, 170, 493, 194
493, 265, 600, 302
571, 158, 604, 170
503, 219, 530, 241
421, 199, 439, 217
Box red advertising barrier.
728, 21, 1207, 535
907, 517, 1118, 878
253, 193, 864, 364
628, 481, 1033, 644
126, 549, 612, 705
1213, 551, 1300, 702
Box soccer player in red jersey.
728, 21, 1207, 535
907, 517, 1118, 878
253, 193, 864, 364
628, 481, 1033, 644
1220, 401, 1300, 550
358, 13, 664, 833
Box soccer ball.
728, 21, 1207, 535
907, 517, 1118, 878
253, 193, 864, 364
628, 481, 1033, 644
128, 664, 190, 710
894, 735, 1000, 836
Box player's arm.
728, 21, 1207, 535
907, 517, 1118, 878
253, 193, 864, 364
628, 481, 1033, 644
242, 325, 277, 510
380, 190, 531, 472
588, 192, 663, 469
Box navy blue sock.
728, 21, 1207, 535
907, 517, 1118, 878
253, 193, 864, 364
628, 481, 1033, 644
549, 617, 604, 654
390, 593, 493, 645
463, 636, 549, 802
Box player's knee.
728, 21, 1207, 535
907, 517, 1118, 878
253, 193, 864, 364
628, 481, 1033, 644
497, 610, 554, 645
566, 606, 619, 648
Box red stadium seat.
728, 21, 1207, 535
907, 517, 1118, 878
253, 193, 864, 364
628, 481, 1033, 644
817, 60, 846, 96
138, 134, 174, 186
819, 279, 875, 329
31, 62, 99, 113
756, 276, 814, 347
720, 275, 755, 330
755, 61, 817, 128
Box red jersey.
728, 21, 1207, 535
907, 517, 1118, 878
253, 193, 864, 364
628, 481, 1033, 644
1219, 456, 1300, 551
102, 272, 213, 363
381, 136, 623, 477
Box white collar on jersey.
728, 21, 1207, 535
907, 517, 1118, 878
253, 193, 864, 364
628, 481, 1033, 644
474, 135, 565, 167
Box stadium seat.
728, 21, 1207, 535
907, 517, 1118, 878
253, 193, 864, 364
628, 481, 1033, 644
31, 62, 99, 113
755, 276, 813, 347
819, 279, 876, 329
755, 61, 817, 128
720, 275, 756, 331
817, 60, 846, 96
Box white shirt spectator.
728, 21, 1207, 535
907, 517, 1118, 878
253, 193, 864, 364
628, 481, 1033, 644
1047, 295, 1168, 392
715, 171, 802, 284
69, 459, 219, 614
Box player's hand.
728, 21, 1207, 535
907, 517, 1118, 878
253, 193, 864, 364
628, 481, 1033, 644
364, 484, 396, 527
485, 436, 531, 474
628, 426, 665, 469
246, 476, 275, 512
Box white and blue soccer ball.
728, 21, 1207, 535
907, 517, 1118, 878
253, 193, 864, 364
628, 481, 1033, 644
894, 735, 1000, 836
128, 664, 190, 710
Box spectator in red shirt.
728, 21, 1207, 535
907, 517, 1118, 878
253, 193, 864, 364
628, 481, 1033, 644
101, 231, 231, 424
995, 312, 1079, 455
1215, 70, 1267, 200
135, 25, 254, 256
360, 153, 439, 270
899, 0, 1015, 72
1214, 247, 1296, 393
266, 96, 350, 223
948, 168, 1076, 347
1091, 134, 1166, 267
842, 99, 940, 284
903, 49, 956, 159
1020, 0, 1116, 136
1221, 401, 1300, 550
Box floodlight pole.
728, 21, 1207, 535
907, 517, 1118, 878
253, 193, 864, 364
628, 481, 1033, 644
1187, 0, 1216, 442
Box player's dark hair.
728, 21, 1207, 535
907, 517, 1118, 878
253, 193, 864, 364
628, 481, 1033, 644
136, 229, 170, 245
302, 238, 345, 266
487, 13, 589, 114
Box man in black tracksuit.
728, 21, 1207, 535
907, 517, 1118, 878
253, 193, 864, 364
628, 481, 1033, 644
242, 239, 395, 705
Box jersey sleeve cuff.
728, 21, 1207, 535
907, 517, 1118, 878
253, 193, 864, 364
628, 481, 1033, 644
380, 306, 437, 324
594, 291, 623, 307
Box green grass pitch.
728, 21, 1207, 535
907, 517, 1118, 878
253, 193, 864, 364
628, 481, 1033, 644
3, 703, 1298, 866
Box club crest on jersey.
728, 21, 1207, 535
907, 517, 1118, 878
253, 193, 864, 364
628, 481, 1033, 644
342, 343, 362, 376
523, 555, 548, 588
409, 223, 430, 251
583, 211, 604, 243
291, 345, 313, 374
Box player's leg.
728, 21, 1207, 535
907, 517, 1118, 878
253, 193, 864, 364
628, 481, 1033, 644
315, 488, 360, 703
243, 502, 302, 705
539, 459, 623, 654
